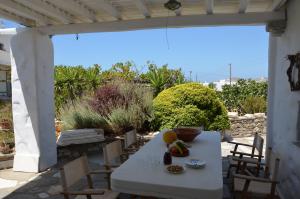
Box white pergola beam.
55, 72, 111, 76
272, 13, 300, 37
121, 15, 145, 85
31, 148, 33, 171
270, 0, 287, 11
205, 0, 214, 15
15, 0, 73, 24
174, 8, 181, 16
50, 0, 96, 22
0, 8, 34, 26
0, 0, 52, 25
133, 0, 150, 18
239, 0, 249, 13
38, 11, 285, 35
95, 0, 121, 20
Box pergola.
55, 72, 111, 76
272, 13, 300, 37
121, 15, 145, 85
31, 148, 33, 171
1, 0, 300, 198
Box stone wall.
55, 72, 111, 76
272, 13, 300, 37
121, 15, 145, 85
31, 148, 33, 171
228, 112, 266, 137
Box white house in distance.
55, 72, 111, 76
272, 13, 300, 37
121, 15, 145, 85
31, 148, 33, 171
0, 31, 11, 100
213, 77, 240, 91
209, 77, 268, 91
0, 0, 299, 199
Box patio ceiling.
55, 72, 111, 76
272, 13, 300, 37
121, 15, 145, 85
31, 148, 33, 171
0, 0, 287, 34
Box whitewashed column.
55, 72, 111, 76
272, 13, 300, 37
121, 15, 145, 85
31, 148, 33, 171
10, 28, 56, 172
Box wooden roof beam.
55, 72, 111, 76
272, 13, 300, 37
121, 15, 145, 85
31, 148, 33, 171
239, 0, 249, 13
133, 0, 150, 18
205, 0, 214, 15
0, 0, 52, 25
0, 8, 35, 26
96, 0, 121, 20
50, 0, 96, 22
15, 0, 73, 24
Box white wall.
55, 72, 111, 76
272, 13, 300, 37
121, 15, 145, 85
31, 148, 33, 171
10, 28, 57, 172
268, 0, 300, 198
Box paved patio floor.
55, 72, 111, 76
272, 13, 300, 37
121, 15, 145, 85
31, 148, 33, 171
0, 136, 269, 199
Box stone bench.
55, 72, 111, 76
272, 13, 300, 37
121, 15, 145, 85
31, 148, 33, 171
57, 129, 105, 147
56, 129, 107, 161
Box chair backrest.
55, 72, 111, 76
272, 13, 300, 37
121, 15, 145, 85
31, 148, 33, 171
265, 147, 280, 181
103, 140, 123, 166
252, 133, 264, 157
124, 129, 137, 149
60, 155, 89, 189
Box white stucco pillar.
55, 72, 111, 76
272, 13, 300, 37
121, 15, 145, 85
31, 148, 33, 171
266, 34, 278, 149
10, 28, 57, 172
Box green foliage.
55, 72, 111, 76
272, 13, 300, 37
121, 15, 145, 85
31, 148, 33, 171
61, 100, 108, 131
91, 80, 153, 135
208, 82, 216, 89
101, 62, 137, 81
144, 63, 185, 96
105, 107, 133, 134
0, 130, 14, 144
153, 82, 230, 131
218, 79, 267, 113
54, 65, 102, 115
0, 100, 13, 129
0, 100, 14, 145
61, 80, 153, 135
240, 96, 267, 114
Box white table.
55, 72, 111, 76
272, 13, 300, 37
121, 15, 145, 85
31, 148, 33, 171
111, 131, 223, 199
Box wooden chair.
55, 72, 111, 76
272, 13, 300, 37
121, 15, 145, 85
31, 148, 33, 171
227, 133, 264, 177
233, 147, 280, 199
97, 140, 127, 189
60, 155, 119, 199
124, 129, 141, 154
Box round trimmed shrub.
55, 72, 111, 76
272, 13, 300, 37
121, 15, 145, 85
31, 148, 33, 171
152, 83, 230, 130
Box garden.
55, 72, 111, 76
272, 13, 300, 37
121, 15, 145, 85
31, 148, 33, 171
0, 61, 268, 154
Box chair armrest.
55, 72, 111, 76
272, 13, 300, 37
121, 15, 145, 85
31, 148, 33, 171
104, 164, 120, 168
233, 173, 277, 183
89, 169, 113, 174
62, 189, 105, 195
228, 141, 254, 148
230, 151, 264, 158
231, 156, 263, 164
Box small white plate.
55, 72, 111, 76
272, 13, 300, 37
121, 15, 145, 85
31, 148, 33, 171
185, 158, 206, 169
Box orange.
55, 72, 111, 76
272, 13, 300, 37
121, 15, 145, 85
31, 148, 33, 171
163, 131, 177, 144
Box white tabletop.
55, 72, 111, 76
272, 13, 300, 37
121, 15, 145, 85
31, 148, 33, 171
111, 131, 223, 199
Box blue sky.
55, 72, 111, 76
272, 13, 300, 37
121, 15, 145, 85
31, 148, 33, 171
2, 19, 268, 82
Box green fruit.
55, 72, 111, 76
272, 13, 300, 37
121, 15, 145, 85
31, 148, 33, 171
176, 142, 185, 150
175, 144, 183, 154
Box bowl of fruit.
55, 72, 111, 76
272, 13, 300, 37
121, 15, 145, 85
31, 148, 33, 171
169, 140, 189, 157
173, 127, 201, 142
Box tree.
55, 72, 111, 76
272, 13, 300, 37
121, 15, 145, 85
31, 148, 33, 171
54, 65, 102, 115
102, 62, 137, 81
144, 63, 185, 96
218, 79, 268, 113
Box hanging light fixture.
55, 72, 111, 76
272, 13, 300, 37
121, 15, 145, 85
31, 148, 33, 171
164, 0, 181, 11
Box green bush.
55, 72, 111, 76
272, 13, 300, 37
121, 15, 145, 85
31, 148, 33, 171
61, 100, 108, 131
218, 79, 267, 112
105, 107, 133, 134
0, 100, 13, 130
240, 96, 267, 114
153, 83, 230, 131
100, 82, 152, 134
143, 63, 185, 96
55, 65, 102, 116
